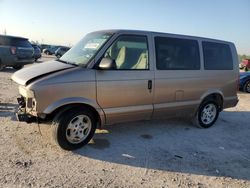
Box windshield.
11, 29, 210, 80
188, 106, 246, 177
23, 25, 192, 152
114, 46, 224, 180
59, 32, 112, 66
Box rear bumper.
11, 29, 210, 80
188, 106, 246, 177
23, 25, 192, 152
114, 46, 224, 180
16, 58, 35, 65
5, 58, 34, 66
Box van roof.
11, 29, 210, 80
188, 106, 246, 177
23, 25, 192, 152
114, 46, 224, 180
91, 29, 233, 44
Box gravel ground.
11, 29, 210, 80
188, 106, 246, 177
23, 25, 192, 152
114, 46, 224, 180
0, 56, 250, 187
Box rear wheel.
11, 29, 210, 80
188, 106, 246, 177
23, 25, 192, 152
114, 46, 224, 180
13, 65, 24, 70
193, 100, 219, 128
51, 107, 97, 150
243, 80, 250, 93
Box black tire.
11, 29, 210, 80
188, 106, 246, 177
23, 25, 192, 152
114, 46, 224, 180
51, 107, 97, 150
192, 100, 219, 128
13, 65, 24, 70
243, 80, 250, 93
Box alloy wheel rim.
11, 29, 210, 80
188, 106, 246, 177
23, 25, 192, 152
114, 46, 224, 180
201, 103, 217, 125
66, 115, 92, 144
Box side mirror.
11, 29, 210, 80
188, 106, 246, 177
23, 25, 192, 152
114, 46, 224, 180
98, 57, 117, 70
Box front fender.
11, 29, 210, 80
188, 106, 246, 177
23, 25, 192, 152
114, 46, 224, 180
42, 97, 106, 126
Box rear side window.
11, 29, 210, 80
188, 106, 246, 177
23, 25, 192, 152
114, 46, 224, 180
0, 37, 12, 46
202, 41, 233, 70
0, 37, 31, 47
12, 38, 32, 47
155, 37, 200, 70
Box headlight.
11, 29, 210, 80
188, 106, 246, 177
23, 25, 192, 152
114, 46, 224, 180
19, 86, 35, 98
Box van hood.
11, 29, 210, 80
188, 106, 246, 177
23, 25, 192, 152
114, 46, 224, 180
12, 60, 75, 86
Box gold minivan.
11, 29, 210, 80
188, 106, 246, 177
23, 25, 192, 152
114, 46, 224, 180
12, 30, 239, 150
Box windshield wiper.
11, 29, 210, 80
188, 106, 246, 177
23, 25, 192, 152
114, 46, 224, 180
56, 59, 78, 66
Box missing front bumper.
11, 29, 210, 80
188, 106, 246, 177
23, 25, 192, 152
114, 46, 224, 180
16, 97, 36, 123
16, 109, 36, 123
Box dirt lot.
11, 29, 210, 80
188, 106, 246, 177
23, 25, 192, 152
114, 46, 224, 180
0, 57, 250, 187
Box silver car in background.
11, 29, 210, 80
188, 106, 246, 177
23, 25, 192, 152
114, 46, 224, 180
12, 30, 239, 150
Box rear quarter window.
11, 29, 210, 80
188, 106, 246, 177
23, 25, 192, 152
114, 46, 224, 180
12, 39, 32, 48
0, 37, 32, 47
203, 41, 233, 70
0, 37, 12, 46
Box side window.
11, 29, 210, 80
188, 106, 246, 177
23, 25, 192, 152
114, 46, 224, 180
12, 39, 32, 48
0, 37, 11, 46
104, 35, 149, 70
155, 37, 200, 70
203, 41, 233, 70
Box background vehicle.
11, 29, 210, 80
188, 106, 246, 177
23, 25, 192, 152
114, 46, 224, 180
32, 44, 41, 61
39, 44, 51, 52
239, 72, 250, 93
12, 30, 239, 150
0, 35, 34, 70
55, 46, 70, 58
43, 45, 61, 55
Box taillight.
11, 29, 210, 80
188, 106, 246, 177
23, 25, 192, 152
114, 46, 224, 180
10, 46, 17, 55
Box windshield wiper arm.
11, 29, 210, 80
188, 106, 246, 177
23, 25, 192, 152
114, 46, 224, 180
56, 59, 78, 66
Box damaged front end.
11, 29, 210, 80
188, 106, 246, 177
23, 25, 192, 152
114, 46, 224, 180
11, 60, 77, 124
16, 86, 37, 123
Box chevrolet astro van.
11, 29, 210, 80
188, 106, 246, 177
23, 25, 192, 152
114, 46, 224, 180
12, 30, 239, 150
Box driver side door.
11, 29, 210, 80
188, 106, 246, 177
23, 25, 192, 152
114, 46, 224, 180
95, 34, 154, 124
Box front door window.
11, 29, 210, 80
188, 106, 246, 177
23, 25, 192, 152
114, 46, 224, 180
104, 35, 149, 70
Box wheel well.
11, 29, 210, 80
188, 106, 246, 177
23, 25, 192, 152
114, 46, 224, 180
48, 103, 101, 128
202, 93, 223, 111
243, 79, 250, 92
243, 79, 250, 86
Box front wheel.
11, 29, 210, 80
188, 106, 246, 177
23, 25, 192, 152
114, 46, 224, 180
192, 101, 219, 128
52, 107, 97, 150
243, 80, 250, 93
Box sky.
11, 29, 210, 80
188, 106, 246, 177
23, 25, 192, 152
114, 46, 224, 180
0, 0, 249, 54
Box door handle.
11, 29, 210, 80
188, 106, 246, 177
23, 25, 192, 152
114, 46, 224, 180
148, 80, 152, 91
